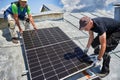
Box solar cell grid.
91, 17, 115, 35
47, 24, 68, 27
43, 66, 53, 73
30, 66, 41, 73
23, 27, 70, 50
25, 41, 92, 80
23, 27, 93, 80
28, 56, 38, 64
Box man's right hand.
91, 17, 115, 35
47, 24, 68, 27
34, 27, 37, 31
19, 28, 23, 34
93, 56, 102, 67
83, 47, 89, 54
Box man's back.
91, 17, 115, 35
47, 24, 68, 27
91, 17, 120, 35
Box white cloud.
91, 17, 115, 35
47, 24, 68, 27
61, 0, 120, 12
61, 0, 81, 11
105, 0, 117, 5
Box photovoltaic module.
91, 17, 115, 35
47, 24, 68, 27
22, 27, 93, 80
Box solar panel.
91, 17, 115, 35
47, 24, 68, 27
22, 27, 93, 80
23, 27, 70, 50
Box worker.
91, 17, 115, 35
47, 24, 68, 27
4, 0, 37, 44
79, 16, 120, 78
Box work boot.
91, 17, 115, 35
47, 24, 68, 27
97, 70, 110, 78
12, 37, 18, 44
97, 53, 111, 78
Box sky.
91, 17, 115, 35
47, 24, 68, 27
0, 0, 63, 14
61, 0, 120, 13
0, 0, 120, 14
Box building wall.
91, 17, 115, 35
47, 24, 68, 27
33, 12, 64, 21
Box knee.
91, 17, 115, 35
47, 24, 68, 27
8, 20, 15, 29
103, 53, 111, 60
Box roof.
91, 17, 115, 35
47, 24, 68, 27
0, 11, 120, 80
0, 13, 3, 18
40, 4, 63, 12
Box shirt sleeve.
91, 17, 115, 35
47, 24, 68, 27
27, 6, 31, 15
98, 24, 106, 36
11, 3, 18, 14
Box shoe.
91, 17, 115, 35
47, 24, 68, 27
12, 37, 18, 44
97, 70, 110, 78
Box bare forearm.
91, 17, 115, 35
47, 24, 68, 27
15, 18, 21, 30
98, 44, 106, 60
30, 18, 35, 27
87, 36, 94, 48
13, 14, 21, 30
86, 31, 94, 48
98, 32, 106, 60
29, 15, 37, 29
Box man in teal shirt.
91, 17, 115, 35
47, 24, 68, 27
4, 0, 37, 43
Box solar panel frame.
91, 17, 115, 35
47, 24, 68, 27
22, 27, 93, 80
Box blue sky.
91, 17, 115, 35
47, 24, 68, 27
0, 0, 63, 13
0, 0, 119, 14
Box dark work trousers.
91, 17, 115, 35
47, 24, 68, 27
91, 30, 120, 72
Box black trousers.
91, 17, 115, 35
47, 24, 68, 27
91, 30, 120, 72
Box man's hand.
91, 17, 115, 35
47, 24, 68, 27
83, 47, 89, 54
34, 27, 37, 31
93, 56, 102, 67
19, 28, 23, 34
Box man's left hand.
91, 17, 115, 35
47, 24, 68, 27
93, 56, 102, 67
83, 47, 89, 54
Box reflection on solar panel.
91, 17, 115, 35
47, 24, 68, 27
23, 27, 93, 80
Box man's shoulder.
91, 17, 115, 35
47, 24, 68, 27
11, 3, 17, 9
11, 1, 18, 6
93, 17, 115, 21
93, 17, 113, 20
92, 17, 116, 24
12, 3, 17, 6
11, 1, 29, 8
